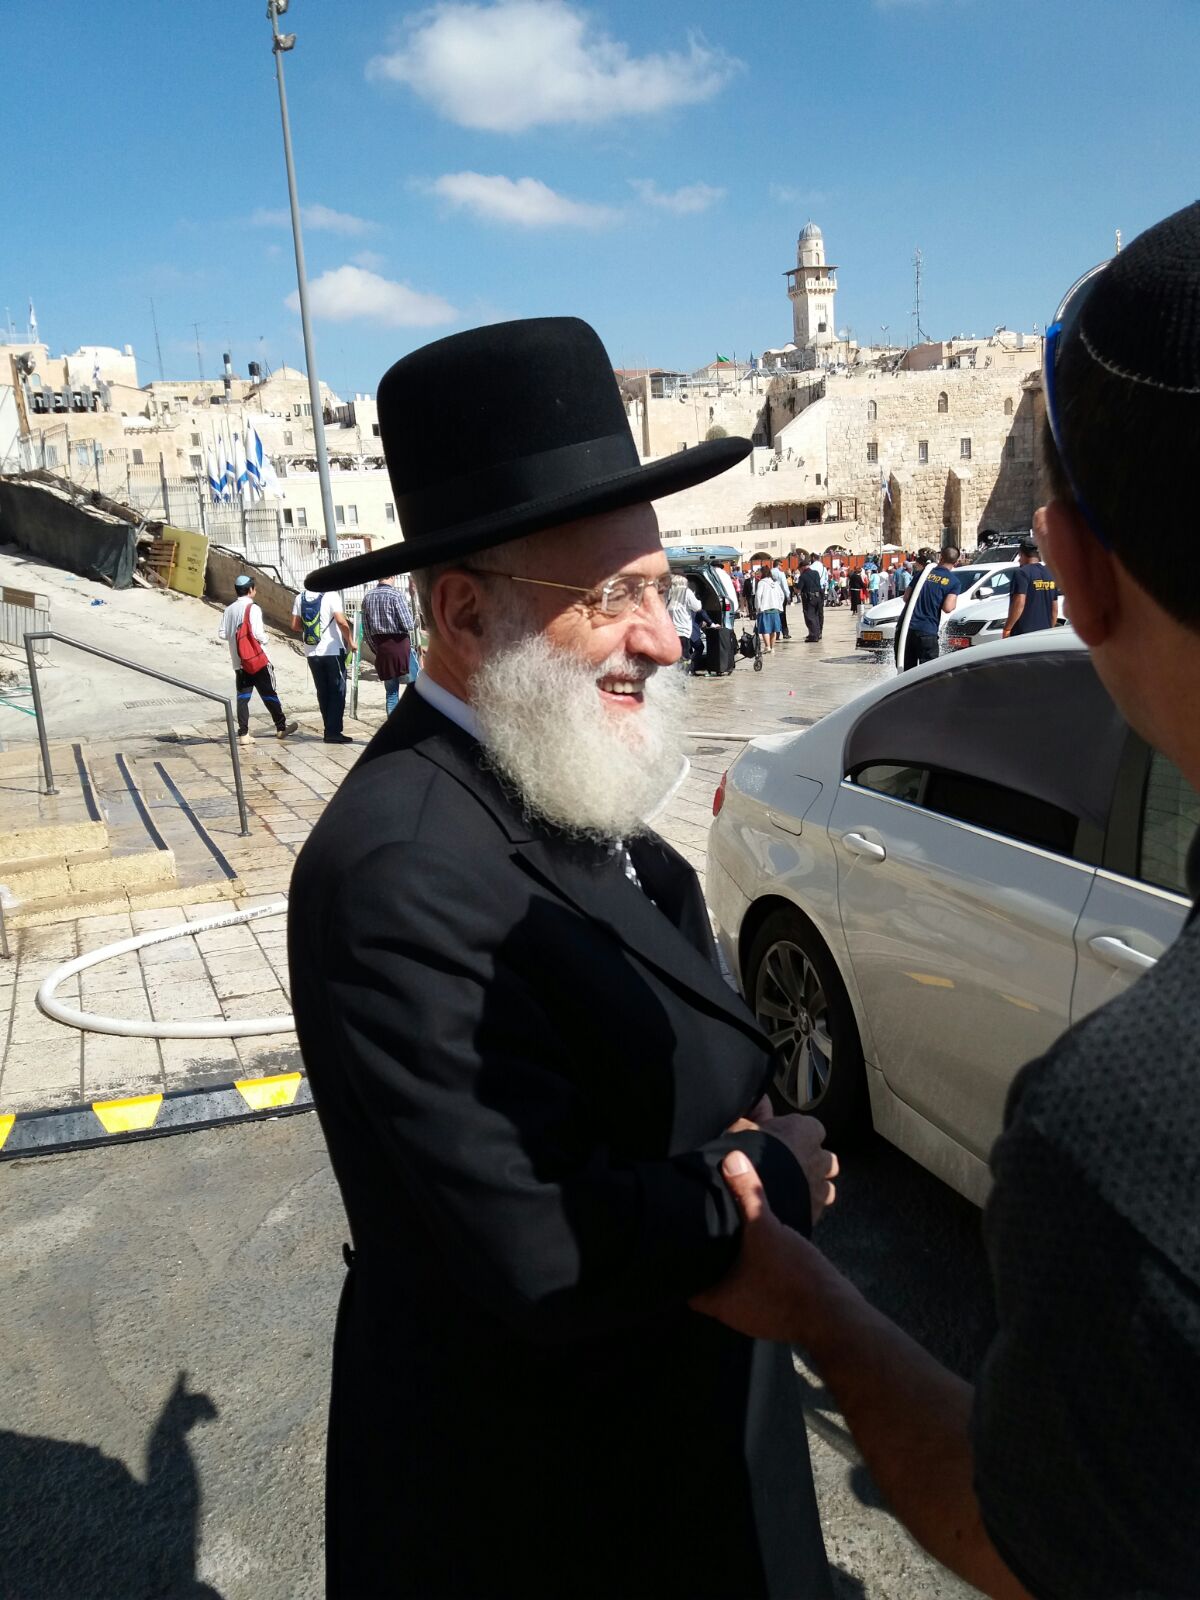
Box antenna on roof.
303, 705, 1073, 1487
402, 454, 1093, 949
150, 299, 165, 381
1115, 228, 1122, 255
912, 248, 927, 345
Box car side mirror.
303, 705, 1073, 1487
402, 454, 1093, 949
977, 585, 992, 598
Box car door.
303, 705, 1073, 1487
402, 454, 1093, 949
1073, 741, 1195, 1020
829, 647, 1128, 1162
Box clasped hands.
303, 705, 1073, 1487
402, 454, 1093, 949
729, 1095, 838, 1223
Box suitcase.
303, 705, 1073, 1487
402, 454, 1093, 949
702, 626, 737, 676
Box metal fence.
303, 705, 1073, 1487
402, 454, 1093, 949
0, 586, 49, 655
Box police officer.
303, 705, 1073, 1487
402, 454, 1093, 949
1002, 535, 1059, 637
898, 544, 960, 670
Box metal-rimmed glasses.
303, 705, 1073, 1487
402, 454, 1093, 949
1042, 260, 1110, 547
464, 569, 688, 620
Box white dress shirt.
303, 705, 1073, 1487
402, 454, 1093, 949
414, 671, 481, 741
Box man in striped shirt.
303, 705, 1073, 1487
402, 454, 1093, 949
361, 575, 415, 714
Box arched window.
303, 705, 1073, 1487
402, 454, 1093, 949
937, 392, 948, 414
866, 399, 877, 420
1004, 397, 1014, 416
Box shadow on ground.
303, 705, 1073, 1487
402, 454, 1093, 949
0, 1372, 222, 1599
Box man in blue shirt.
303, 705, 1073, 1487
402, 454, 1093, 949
1002, 537, 1059, 637
899, 544, 959, 670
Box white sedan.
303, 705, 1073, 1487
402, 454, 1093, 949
855, 560, 1017, 651
944, 589, 1069, 651
707, 633, 1197, 1203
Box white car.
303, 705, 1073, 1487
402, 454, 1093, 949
944, 589, 1068, 652
855, 560, 1018, 651
707, 633, 1197, 1204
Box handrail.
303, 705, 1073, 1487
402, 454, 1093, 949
22, 631, 250, 836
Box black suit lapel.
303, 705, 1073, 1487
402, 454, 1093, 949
515, 835, 762, 1041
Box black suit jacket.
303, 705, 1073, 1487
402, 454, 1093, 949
288, 690, 830, 1599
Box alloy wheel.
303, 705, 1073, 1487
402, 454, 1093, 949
754, 938, 834, 1109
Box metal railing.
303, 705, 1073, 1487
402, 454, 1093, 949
22, 632, 250, 836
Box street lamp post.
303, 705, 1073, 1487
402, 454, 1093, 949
267, 0, 339, 563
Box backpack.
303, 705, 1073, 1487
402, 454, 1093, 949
299, 592, 323, 647
236, 601, 269, 675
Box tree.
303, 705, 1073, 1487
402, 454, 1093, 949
705, 424, 728, 441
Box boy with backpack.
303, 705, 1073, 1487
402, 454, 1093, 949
218, 574, 298, 741
291, 583, 354, 744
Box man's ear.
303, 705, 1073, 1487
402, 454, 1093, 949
430, 569, 488, 655
1038, 499, 1118, 647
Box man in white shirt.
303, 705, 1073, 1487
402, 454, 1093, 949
217, 574, 298, 740
292, 586, 354, 744
771, 562, 793, 640
667, 578, 703, 671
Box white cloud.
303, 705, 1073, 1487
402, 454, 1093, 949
629, 178, 725, 216
252, 203, 374, 236
352, 248, 386, 269
769, 184, 828, 208
430, 172, 618, 228
286, 266, 457, 328
368, 0, 740, 132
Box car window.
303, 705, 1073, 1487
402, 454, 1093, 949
853, 763, 924, 803
987, 571, 1013, 594
843, 649, 1128, 839
1138, 749, 1200, 896
923, 768, 1078, 854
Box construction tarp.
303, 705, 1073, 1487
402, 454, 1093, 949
0, 476, 137, 589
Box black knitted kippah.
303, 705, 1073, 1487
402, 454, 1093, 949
1075, 199, 1200, 394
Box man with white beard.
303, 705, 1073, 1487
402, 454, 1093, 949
288, 318, 835, 1600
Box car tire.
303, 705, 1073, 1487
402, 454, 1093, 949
744, 907, 869, 1143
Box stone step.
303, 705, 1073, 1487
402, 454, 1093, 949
0, 818, 109, 866
0, 843, 176, 908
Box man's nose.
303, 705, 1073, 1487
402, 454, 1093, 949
625, 588, 682, 665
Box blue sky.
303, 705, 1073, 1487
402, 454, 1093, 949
6, 0, 1199, 395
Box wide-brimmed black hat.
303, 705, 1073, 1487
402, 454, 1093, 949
304, 317, 750, 590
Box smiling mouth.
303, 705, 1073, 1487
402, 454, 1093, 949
598, 675, 647, 705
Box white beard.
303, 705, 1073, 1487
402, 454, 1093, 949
471, 632, 687, 843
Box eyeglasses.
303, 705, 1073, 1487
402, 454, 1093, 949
1042, 261, 1110, 547
464, 569, 688, 620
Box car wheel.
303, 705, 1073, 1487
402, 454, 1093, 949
745, 908, 868, 1142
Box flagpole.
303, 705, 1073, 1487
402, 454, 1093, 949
267, 0, 338, 563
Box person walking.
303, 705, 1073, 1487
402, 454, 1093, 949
893, 561, 912, 598
292, 585, 354, 744
755, 565, 785, 653
797, 557, 824, 642
288, 315, 833, 1600
692, 200, 1200, 1600
848, 565, 865, 615
668, 575, 704, 671
772, 561, 793, 639
361, 574, 416, 715
867, 565, 881, 607
217, 575, 297, 741
898, 545, 960, 670
1002, 536, 1059, 637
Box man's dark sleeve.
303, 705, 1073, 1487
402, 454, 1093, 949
972, 1103, 1200, 1599
1008, 568, 1031, 602
321, 843, 810, 1344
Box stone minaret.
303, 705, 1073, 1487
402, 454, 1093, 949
786, 222, 839, 361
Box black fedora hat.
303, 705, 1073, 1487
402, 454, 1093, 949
304, 317, 750, 590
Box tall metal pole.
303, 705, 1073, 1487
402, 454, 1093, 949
267, 1, 338, 562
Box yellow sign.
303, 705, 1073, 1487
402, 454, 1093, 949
160, 525, 209, 599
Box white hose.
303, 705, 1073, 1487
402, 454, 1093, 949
36, 900, 294, 1039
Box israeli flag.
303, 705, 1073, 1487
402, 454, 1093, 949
206, 446, 223, 503
244, 421, 265, 499
234, 433, 250, 506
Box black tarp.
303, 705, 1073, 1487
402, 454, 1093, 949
0, 477, 137, 589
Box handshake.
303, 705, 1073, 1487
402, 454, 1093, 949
729, 1095, 838, 1223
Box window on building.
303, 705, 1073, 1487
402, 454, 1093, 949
866, 442, 878, 463
372, 423, 381, 437
346, 505, 359, 526
296, 507, 307, 528
818, 321, 827, 333
385, 503, 396, 523
190, 453, 203, 471
76, 443, 90, 467
45, 445, 59, 467
960, 438, 972, 460
284, 431, 293, 446
174, 395, 187, 406
1006, 435, 1016, 460
918, 439, 929, 464
335, 505, 345, 525
283, 509, 294, 527
191, 432, 201, 446
937, 392, 949, 414
866, 400, 877, 420
1004, 397, 1014, 416
132, 448, 144, 466
303, 403, 312, 418
815, 474, 822, 486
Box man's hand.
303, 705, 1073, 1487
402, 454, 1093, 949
690, 1151, 818, 1341
762, 1113, 837, 1223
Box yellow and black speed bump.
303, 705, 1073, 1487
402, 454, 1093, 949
0, 1072, 312, 1160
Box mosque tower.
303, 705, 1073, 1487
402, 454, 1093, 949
785, 221, 839, 365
